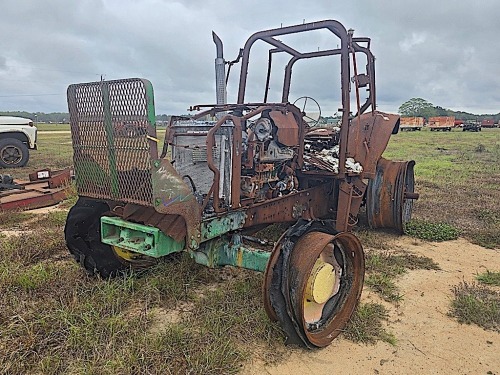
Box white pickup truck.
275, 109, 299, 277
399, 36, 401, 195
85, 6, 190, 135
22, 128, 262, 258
0, 116, 37, 168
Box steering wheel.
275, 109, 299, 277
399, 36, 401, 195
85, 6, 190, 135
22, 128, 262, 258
293, 96, 322, 127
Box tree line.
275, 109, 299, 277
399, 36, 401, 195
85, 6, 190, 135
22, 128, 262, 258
398, 98, 500, 121
0, 111, 172, 124
3, 100, 500, 123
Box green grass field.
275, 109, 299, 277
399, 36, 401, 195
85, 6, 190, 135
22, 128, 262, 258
0, 126, 498, 373
385, 128, 500, 248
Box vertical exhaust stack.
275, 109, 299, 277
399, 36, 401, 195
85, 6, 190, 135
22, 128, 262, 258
212, 31, 227, 115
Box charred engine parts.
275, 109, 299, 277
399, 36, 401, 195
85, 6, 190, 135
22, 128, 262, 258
64, 19, 418, 349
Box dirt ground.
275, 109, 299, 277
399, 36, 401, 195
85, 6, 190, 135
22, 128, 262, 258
244, 237, 500, 375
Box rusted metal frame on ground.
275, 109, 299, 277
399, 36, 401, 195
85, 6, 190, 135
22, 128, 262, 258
0, 188, 68, 211
27, 167, 72, 188
0, 168, 72, 211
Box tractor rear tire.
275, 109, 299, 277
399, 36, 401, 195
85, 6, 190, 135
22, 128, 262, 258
65, 197, 128, 277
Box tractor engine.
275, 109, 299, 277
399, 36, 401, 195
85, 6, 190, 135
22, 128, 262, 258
170, 110, 300, 212
240, 115, 297, 201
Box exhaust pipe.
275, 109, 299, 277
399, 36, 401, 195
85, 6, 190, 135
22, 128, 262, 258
212, 31, 227, 110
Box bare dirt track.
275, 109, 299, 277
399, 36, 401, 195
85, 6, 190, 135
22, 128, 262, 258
244, 237, 500, 375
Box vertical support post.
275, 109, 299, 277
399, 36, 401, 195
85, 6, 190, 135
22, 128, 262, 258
101, 82, 119, 198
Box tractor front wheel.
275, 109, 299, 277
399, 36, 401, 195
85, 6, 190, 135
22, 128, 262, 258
65, 197, 128, 277
263, 220, 365, 348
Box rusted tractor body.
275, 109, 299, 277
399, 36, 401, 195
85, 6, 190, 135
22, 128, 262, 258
65, 20, 416, 348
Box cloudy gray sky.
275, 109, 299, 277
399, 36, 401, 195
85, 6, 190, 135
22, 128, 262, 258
1, 0, 499, 116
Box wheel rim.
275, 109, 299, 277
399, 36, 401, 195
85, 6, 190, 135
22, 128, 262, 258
112, 245, 157, 269
1, 145, 23, 165
289, 231, 364, 347
302, 245, 341, 325
366, 158, 417, 233
264, 222, 365, 348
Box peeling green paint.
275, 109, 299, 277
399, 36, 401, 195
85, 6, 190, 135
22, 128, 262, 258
192, 234, 271, 272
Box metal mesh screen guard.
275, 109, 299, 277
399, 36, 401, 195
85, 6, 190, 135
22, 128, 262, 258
67, 78, 157, 206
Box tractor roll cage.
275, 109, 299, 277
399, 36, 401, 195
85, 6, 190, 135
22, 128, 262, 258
235, 19, 376, 115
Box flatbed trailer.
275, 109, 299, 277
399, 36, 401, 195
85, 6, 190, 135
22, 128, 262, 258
428, 116, 455, 131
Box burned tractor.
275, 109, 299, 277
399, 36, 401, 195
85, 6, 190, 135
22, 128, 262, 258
65, 20, 417, 348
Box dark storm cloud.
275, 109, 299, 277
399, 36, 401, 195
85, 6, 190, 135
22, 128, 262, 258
0, 0, 499, 115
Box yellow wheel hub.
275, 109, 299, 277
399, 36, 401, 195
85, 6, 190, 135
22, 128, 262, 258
112, 245, 138, 261
305, 259, 336, 304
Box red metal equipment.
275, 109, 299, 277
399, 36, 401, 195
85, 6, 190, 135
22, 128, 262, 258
0, 168, 72, 211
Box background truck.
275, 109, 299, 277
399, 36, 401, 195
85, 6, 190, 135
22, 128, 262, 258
64, 19, 417, 348
428, 116, 455, 131
0, 116, 37, 168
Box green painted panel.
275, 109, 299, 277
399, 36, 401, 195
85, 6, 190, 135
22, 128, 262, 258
192, 235, 271, 272
101, 216, 184, 258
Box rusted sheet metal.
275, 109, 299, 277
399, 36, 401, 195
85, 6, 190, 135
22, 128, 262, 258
243, 183, 333, 227
115, 203, 188, 243
151, 158, 201, 249
346, 111, 400, 178
365, 158, 418, 233
335, 177, 367, 232
0, 168, 72, 211
269, 111, 299, 146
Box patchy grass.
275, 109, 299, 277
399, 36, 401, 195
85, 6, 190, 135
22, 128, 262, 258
0, 228, 68, 265
0, 210, 286, 374
476, 270, 500, 287
384, 128, 500, 249
344, 302, 396, 345
364, 251, 440, 302
404, 219, 460, 242
449, 281, 500, 332
0, 210, 33, 227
